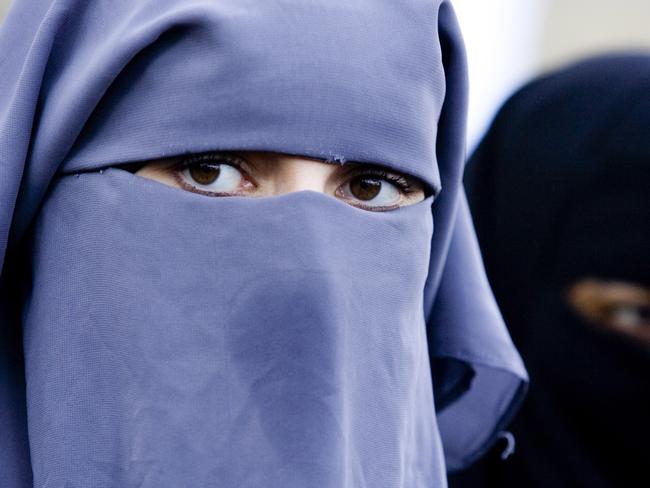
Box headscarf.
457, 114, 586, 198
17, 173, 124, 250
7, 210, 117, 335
0, 1, 527, 486
450, 53, 650, 488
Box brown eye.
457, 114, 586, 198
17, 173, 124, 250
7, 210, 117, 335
340, 173, 402, 209
349, 176, 382, 201
179, 161, 245, 194
189, 163, 220, 185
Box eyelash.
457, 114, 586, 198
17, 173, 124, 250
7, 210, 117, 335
171, 153, 418, 200
348, 169, 416, 194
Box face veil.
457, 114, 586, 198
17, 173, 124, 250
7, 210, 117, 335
454, 53, 650, 487
0, 1, 527, 487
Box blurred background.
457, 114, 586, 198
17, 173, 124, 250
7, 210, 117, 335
453, 0, 650, 150
1, 0, 649, 150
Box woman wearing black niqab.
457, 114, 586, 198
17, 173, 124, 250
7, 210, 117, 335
450, 53, 650, 488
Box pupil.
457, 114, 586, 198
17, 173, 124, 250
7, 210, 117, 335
350, 177, 381, 201
190, 163, 220, 185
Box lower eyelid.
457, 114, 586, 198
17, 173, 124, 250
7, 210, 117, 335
355, 204, 401, 212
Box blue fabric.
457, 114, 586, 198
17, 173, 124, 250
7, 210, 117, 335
0, 1, 527, 486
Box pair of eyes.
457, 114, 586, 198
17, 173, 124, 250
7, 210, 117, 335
168, 154, 425, 212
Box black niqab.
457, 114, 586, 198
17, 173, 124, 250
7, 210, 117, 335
450, 53, 650, 488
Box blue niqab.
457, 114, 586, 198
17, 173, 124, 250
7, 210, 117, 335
0, 1, 527, 486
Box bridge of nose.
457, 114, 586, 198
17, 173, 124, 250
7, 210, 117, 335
266, 157, 336, 195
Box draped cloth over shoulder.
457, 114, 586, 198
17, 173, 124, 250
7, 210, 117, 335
0, 1, 527, 486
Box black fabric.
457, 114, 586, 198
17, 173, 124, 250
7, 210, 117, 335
449, 53, 650, 488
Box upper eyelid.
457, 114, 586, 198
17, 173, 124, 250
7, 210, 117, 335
337, 163, 411, 179
172, 154, 255, 182
173, 152, 248, 169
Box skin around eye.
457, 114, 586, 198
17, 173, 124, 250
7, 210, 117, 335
133, 151, 428, 211
566, 278, 650, 347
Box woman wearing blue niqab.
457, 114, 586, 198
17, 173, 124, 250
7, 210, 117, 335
0, 1, 527, 486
